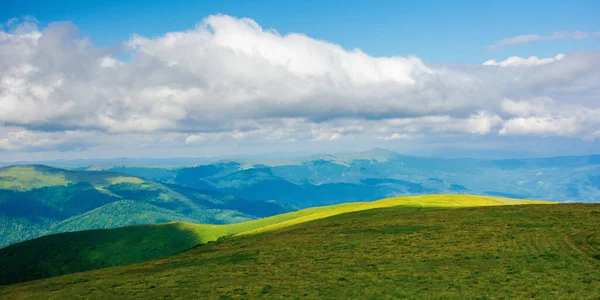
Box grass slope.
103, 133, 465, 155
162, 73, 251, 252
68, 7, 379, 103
0, 195, 551, 285
0, 223, 205, 285
1, 203, 597, 299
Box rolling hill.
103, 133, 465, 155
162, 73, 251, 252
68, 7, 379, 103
1, 198, 597, 299
0, 194, 551, 285
0, 165, 289, 247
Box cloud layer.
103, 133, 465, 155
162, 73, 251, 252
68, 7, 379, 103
1, 15, 599, 156
488, 31, 600, 51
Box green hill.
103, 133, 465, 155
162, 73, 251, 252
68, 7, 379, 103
47, 200, 200, 232
0, 165, 289, 247
0, 195, 551, 285
1, 199, 596, 299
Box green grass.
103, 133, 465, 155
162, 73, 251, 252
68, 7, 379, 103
1, 202, 598, 299
0, 194, 551, 286
0, 165, 146, 191
0, 223, 205, 284
105, 176, 144, 186
233, 194, 551, 236
0, 166, 68, 190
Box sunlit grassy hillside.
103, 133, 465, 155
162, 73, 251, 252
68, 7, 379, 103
0, 165, 142, 190
236, 194, 551, 236
166, 194, 552, 243
1, 202, 597, 299
0, 194, 552, 285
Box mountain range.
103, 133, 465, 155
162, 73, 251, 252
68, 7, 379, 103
2, 148, 599, 248
98, 149, 600, 205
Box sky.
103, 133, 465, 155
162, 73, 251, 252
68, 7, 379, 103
0, 0, 599, 161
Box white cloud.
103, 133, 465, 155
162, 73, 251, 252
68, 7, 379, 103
483, 54, 566, 67
0, 15, 599, 156
313, 131, 342, 141
99, 56, 123, 68
499, 98, 600, 138
0, 127, 92, 151
466, 111, 503, 134
185, 134, 205, 144
499, 117, 579, 136
501, 98, 554, 117
129, 15, 430, 85
377, 133, 413, 141
488, 31, 600, 50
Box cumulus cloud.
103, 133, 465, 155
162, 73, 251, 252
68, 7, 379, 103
377, 133, 413, 141
483, 54, 566, 67
0, 15, 600, 154
0, 126, 92, 151
184, 134, 206, 144
313, 132, 341, 141
488, 31, 600, 51
499, 98, 600, 138
99, 56, 123, 68
499, 117, 579, 136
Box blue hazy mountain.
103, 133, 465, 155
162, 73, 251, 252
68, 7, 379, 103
94, 149, 600, 206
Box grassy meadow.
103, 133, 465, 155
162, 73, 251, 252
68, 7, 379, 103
0, 202, 598, 299
1, 195, 552, 286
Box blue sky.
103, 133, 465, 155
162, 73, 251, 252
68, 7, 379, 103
0, 0, 599, 160
2, 0, 599, 63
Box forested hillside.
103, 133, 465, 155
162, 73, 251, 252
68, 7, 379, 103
0, 165, 289, 247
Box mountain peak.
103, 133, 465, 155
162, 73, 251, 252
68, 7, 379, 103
361, 148, 399, 156
338, 148, 399, 162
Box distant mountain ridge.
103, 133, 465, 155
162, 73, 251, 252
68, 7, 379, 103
89, 149, 600, 205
